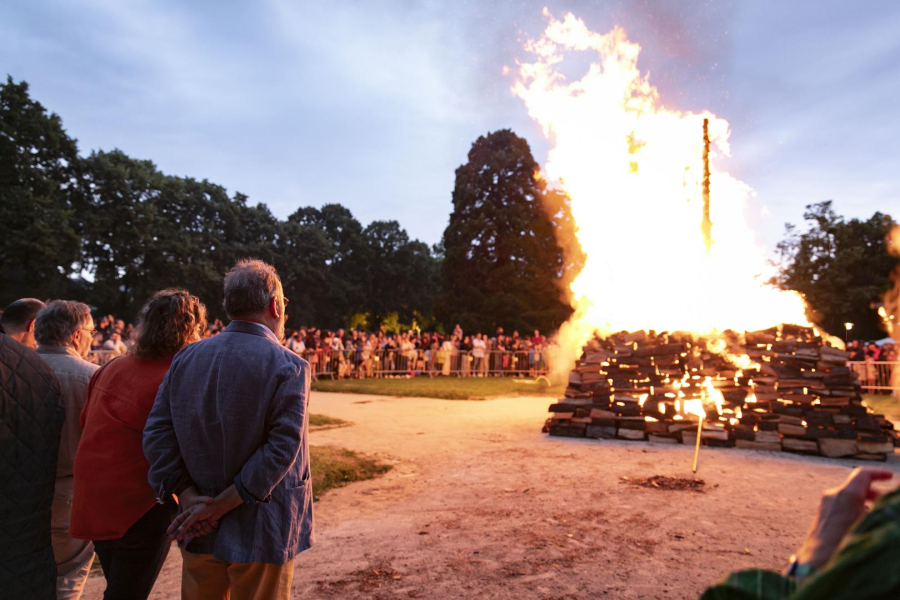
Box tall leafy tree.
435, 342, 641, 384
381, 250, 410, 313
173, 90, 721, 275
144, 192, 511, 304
438, 129, 573, 334
0, 77, 81, 304
774, 201, 899, 339
288, 204, 370, 327
78, 150, 161, 316
364, 220, 439, 324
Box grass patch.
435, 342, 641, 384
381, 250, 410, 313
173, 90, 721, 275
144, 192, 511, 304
863, 394, 900, 419
309, 413, 351, 429
310, 445, 391, 500
311, 376, 564, 400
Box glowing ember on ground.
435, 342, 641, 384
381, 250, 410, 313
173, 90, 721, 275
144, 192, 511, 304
513, 10, 810, 377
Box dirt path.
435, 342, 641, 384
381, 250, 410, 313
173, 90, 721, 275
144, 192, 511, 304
84, 392, 900, 599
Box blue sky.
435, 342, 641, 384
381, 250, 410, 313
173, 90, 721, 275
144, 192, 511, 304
3, 0, 898, 250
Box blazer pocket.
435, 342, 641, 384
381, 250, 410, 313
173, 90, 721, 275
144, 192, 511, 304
277, 478, 312, 550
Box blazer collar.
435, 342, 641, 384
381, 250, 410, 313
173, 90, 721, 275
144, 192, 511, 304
224, 320, 281, 345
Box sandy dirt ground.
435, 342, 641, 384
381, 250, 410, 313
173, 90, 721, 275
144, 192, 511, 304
84, 391, 900, 599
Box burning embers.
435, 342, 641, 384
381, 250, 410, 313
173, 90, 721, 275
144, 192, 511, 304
544, 326, 899, 461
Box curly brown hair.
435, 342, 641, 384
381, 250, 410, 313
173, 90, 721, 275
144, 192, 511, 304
132, 288, 208, 360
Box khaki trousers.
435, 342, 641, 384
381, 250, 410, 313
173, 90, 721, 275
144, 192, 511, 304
181, 547, 294, 600
52, 476, 94, 600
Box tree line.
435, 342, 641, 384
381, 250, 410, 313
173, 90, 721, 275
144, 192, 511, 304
3, 76, 895, 340
0, 77, 573, 333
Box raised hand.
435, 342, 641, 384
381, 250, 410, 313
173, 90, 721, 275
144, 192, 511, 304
795, 467, 895, 570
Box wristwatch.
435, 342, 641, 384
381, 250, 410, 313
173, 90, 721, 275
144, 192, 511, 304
786, 555, 818, 580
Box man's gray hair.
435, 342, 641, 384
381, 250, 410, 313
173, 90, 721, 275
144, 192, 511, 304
34, 300, 92, 346
223, 259, 282, 318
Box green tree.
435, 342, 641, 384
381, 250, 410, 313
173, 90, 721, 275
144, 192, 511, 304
364, 220, 439, 324
437, 129, 573, 334
288, 204, 370, 328
774, 201, 899, 339
0, 76, 82, 304
78, 150, 161, 316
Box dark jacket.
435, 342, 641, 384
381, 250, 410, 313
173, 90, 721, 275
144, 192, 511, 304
143, 320, 314, 564
0, 333, 65, 599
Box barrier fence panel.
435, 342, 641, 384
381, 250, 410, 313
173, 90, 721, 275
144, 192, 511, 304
848, 361, 899, 395
88, 349, 118, 366
298, 348, 549, 380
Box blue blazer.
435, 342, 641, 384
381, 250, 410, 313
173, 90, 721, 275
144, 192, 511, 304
143, 320, 314, 564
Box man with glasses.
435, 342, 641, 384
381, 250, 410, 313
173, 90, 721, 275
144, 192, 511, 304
145, 259, 313, 600
34, 300, 99, 599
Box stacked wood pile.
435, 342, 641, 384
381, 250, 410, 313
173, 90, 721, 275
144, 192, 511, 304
545, 326, 899, 461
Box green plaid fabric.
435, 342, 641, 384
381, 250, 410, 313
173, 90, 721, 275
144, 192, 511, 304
701, 488, 900, 600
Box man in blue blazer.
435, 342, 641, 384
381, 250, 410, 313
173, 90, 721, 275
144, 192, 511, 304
144, 259, 313, 599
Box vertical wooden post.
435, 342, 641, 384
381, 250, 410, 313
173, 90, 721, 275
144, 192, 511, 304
701, 118, 712, 253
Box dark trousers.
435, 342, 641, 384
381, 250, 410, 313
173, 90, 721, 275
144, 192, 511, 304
93, 501, 176, 600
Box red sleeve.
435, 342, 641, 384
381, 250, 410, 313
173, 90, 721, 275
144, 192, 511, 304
81, 365, 104, 429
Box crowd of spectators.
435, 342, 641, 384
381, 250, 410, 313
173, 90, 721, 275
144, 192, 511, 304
82, 313, 550, 379
277, 324, 549, 379
847, 339, 898, 392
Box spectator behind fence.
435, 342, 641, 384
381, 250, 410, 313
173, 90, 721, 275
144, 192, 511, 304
102, 331, 128, 357
34, 300, 99, 599
144, 259, 313, 600
70, 289, 207, 600
0, 299, 66, 599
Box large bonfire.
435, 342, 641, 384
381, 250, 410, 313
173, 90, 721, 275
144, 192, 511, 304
513, 10, 810, 379
513, 10, 898, 460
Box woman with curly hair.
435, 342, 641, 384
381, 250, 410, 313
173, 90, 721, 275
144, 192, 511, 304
70, 289, 207, 599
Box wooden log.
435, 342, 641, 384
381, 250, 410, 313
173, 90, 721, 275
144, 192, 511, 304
700, 429, 730, 441
648, 434, 680, 444
736, 439, 783, 452
778, 423, 808, 437
755, 431, 782, 444
617, 418, 647, 431
783, 438, 819, 454
644, 421, 670, 434
853, 453, 888, 462
617, 428, 646, 441
548, 423, 587, 438
585, 425, 617, 440
857, 441, 895, 454
669, 422, 697, 433
589, 408, 617, 419
818, 438, 858, 458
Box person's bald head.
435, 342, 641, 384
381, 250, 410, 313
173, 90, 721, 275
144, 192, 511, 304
0, 298, 45, 349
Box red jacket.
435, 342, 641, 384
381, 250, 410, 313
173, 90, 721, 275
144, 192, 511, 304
70, 354, 172, 540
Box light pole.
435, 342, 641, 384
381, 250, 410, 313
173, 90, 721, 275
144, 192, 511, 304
844, 322, 854, 344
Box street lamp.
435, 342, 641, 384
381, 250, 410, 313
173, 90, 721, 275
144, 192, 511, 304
844, 322, 854, 344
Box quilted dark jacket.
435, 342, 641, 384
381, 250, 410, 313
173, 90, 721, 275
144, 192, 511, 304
0, 333, 65, 599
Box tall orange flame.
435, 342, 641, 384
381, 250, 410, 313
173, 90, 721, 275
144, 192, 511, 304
513, 10, 810, 377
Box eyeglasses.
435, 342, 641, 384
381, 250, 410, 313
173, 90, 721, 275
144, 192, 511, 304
81, 327, 98, 336
283, 296, 290, 307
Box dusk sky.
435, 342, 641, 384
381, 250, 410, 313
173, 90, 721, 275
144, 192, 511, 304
3, 0, 898, 251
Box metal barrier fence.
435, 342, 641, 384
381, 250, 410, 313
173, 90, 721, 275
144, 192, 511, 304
88, 349, 119, 366
298, 348, 549, 380
848, 361, 899, 394
88, 347, 550, 379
